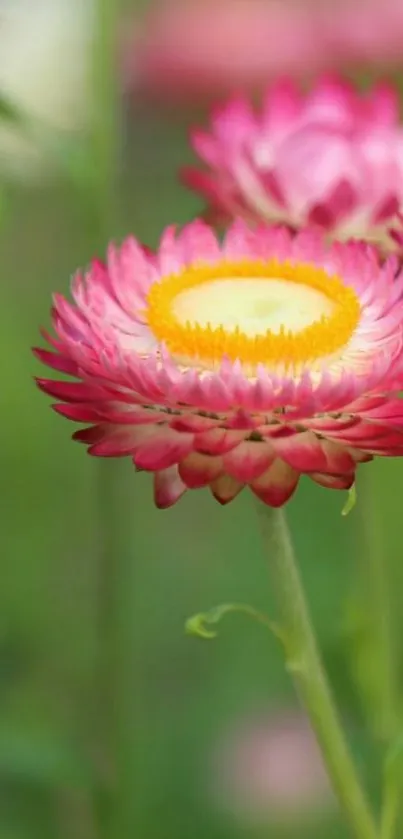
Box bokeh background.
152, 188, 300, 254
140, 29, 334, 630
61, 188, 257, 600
2, 0, 403, 837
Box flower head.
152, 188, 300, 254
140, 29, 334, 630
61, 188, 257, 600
183, 77, 403, 245
35, 220, 403, 508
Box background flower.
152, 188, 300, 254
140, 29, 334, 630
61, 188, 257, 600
183, 77, 403, 244
329, 0, 403, 69
126, 0, 330, 103
211, 708, 332, 824
124, 0, 403, 104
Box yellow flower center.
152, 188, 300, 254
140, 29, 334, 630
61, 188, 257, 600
146, 259, 361, 367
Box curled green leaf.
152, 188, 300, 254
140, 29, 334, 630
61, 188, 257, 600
342, 483, 357, 517
185, 613, 220, 639
185, 602, 282, 643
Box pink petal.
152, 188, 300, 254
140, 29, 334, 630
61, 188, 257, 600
223, 441, 274, 481
320, 439, 355, 475
210, 474, 244, 504
170, 414, 219, 433
310, 472, 355, 490
73, 425, 106, 445
179, 453, 223, 487
52, 403, 103, 422
107, 236, 157, 304
157, 225, 183, 275
308, 179, 357, 229
133, 428, 194, 470
271, 431, 329, 473
194, 427, 246, 455
33, 347, 79, 376
35, 377, 104, 402
89, 428, 141, 457
251, 460, 299, 507
154, 466, 187, 508
178, 219, 221, 264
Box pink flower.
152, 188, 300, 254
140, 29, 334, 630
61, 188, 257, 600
329, 0, 403, 69
125, 1, 403, 105
183, 77, 403, 243
127, 0, 332, 103
35, 219, 403, 509
389, 212, 403, 251
212, 709, 332, 823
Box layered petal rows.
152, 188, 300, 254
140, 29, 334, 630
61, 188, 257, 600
183, 76, 403, 244
35, 220, 403, 508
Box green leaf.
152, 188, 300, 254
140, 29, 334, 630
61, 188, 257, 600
342, 483, 357, 516
185, 602, 282, 642
0, 94, 27, 127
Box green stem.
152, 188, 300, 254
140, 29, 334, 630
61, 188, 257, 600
256, 502, 379, 839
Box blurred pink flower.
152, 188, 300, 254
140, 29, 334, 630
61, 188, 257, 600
124, 0, 403, 104
329, 0, 403, 68
183, 76, 403, 243
125, 0, 331, 102
212, 709, 332, 823
389, 212, 403, 251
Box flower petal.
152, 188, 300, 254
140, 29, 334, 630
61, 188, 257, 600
251, 460, 299, 507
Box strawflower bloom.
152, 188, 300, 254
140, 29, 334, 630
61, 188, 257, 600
35, 219, 403, 508
183, 77, 403, 245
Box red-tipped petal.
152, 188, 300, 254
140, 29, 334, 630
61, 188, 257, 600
33, 348, 79, 376
35, 377, 103, 402
194, 427, 245, 455
88, 428, 140, 457
154, 466, 187, 508
210, 474, 244, 504
179, 453, 223, 488
251, 460, 299, 507
52, 403, 103, 422
72, 425, 106, 445
223, 441, 274, 481
272, 431, 329, 473
170, 413, 218, 433
310, 472, 355, 490
133, 430, 194, 470
320, 439, 355, 475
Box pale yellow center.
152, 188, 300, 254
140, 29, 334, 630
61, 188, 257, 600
173, 276, 335, 336
145, 259, 361, 367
